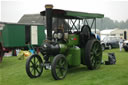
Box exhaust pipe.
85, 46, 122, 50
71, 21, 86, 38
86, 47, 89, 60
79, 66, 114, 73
45, 4, 53, 41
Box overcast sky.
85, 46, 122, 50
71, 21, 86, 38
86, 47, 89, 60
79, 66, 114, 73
1, 0, 128, 22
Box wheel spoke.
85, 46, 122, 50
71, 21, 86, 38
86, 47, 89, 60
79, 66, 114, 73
52, 55, 68, 80
91, 43, 99, 67
92, 57, 95, 63
61, 60, 66, 67
34, 69, 36, 76
38, 64, 42, 70
30, 61, 34, 65
33, 58, 39, 76
95, 47, 99, 52
90, 55, 94, 61
56, 69, 62, 77
58, 59, 62, 66
35, 60, 39, 65
94, 42, 99, 51
59, 59, 63, 66
35, 67, 40, 74
93, 44, 96, 50
90, 51, 94, 57
30, 67, 34, 73
85, 40, 102, 70
56, 64, 60, 68
34, 56, 36, 64
26, 54, 43, 78
96, 52, 101, 58
30, 65, 34, 68
92, 47, 95, 53
96, 48, 102, 60
62, 67, 67, 74
60, 69, 64, 76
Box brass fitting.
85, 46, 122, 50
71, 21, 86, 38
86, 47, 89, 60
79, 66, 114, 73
45, 4, 53, 9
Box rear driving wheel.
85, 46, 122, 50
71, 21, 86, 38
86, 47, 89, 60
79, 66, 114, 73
51, 54, 68, 80
26, 54, 43, 78
85, 39, 102, 70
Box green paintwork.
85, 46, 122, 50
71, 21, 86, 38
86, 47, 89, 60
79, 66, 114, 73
59, 44, 68, 53
66, 11, 104, 19
52, 34, 80, 66
67, 34, 79, 47
40, 7, 103, 70
2, 24, 25, 47
40, 9, 104, 19
50, 46, 81, 66
50, 56, 54, 63
67, 46, 81, 66
37, 25, 46, 46
0, 23, 45, 48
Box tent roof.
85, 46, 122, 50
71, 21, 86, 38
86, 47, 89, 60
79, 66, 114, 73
100, 29, 116, 34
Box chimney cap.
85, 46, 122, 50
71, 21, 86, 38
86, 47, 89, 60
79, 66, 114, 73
45, 4, 53, 9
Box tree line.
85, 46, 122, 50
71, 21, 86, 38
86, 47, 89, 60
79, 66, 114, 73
53, 18, 128, 31
96, 17, 128, 30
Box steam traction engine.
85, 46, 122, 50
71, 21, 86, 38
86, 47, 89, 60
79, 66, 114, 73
26, 5, 104, 80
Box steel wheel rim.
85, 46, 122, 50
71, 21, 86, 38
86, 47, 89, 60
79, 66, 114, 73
55, 58, 67, 79
90, 41, 102, 68
29, 56, 42, 76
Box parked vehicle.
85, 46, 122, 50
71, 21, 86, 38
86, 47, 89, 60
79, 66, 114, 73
0, 22, 46, 62
123, 40, 128, 51
101, 36, 120, 50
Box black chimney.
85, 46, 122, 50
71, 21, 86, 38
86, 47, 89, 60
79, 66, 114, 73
45, 5, 53, 40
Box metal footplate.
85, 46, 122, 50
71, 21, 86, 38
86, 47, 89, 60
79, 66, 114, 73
43, 62, 51, 70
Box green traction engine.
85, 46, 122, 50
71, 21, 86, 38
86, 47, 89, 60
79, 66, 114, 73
26, 5, 104, 80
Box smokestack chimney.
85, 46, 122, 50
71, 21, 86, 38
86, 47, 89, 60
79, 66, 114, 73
45, 4, 53, 40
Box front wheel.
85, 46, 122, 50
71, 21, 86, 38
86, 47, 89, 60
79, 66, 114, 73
51, 54, 68, 80
26, 54, 43, 78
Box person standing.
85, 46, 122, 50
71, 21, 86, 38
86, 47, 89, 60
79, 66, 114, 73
119, 37, 124, 51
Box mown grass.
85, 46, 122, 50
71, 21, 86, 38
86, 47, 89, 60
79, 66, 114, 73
0, 48, 128, 85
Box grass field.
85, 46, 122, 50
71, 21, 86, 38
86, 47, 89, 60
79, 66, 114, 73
0, 48, 128, 85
